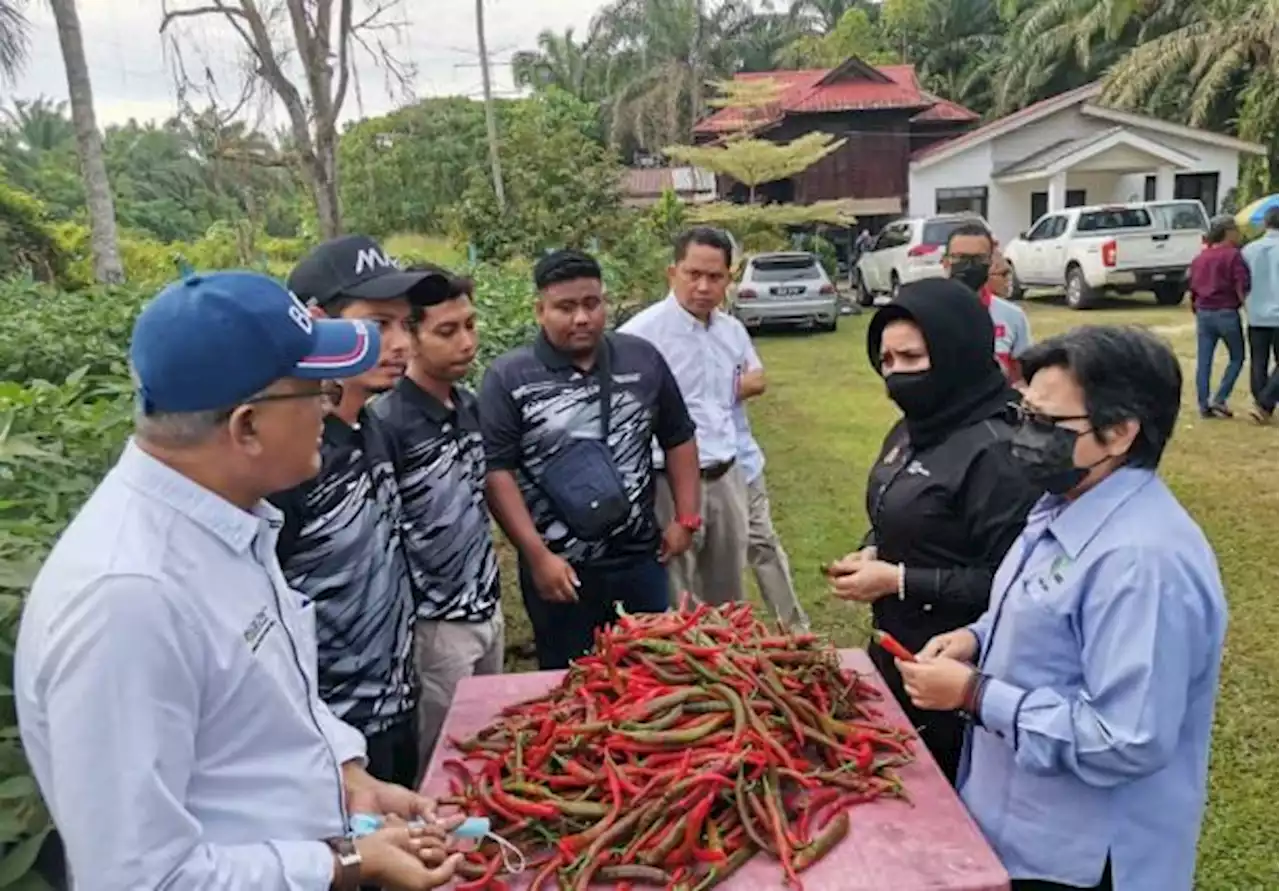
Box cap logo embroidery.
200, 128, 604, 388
354, 247, 397, 275
287, 292, 314, 333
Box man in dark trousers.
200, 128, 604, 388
369, 266, 504, 768
481, 249, 702, 669
271, 235, 454, 788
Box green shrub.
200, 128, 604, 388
0, 181, 66, 285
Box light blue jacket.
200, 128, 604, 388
962, 468, 1226, 890
1242, 230, 1278, 326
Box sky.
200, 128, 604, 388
11, 0, 609, 129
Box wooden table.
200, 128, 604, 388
421, 648, 1010, 890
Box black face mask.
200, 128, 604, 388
950, 257, 991, 293
1010, 417, 1110, 495
885, 370, 942, 418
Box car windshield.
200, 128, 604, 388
921, 218, 984, 247
749, 257, 822, 281
1076, 208, 1152, 232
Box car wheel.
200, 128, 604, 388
854, 271, 874, 307
1008, 264, 1026, 302
890, 273, 901, 302
1064, 265, 1097, 310
1153, 282, 1185, 306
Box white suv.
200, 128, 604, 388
854, 214, 991, 305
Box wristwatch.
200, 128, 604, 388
326, 837, 362, 891
676, 514, 703, 533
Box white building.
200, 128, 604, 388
908, 82, 1268, 248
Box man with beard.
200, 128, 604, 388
481, 249, 701, 669
272, 236, 456, 788
369, 266, 503, 768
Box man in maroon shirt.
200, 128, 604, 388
1188, 215, 1251, 418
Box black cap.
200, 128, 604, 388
288, 234, 454, 307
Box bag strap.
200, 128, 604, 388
596, 334, 613, 442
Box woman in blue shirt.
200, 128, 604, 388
899, 326, 1227, 891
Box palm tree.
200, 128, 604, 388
512, 26, 618, 99
3, 97, 75, 152
992, 0, 1183, 114
1102, 0, 1277, 194
0, 0, 28, 83
48, 0, 123, 282
788, 0, 872, 32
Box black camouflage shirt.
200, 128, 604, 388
479, 331, 695, 568
269, 411, 416, 737
369, 378, 500, 622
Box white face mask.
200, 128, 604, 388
348, 813, 526, 874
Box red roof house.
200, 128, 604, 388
693, 57, 979, 219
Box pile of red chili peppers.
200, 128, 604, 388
441, 602, 916, 891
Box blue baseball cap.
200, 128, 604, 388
130, 271, 381, 415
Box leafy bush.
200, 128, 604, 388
0, 281, 143, 382
0, 181, 65, 285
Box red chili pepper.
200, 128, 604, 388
871, 629, 916, 662
455, 854, 500, 891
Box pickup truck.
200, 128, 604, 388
1003, 200, 1208, 309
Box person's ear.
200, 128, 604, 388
666, 264, 678, 288
227, 405, 266, 458
1100, 418, 1139, 459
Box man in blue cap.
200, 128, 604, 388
14, 271, 464, 889
272, 235, 458, 788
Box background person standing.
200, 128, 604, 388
482, 250, 701, 669
1188, 216, 1250, 418
1242, 205, 1279, 419
982, 248, 1034, 385
622, 226, 753, 605
369, 266, 503, 769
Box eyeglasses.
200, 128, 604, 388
242, 381, 344, 412
988, 270, 1011, 280
1007, 401, 1089, 428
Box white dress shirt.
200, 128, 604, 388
15, 441, 365, 890
620, 294, 753, 467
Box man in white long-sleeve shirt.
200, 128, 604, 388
14, 272, 462, 891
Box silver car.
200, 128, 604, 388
731, 252, 838, 332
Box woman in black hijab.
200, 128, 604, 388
826, 277, 1039, 783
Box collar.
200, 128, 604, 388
664, 293, 721, 331
397, 375, 456, 423
534, 329, 611, 372
1044, 465, 1155, 559
114, 439, 274, 554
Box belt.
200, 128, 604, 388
701, 459, 736, 481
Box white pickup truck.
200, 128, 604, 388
1003, 200, 1209, 309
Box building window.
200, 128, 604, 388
1175, 172, 1219, 216
1144, 176, 1156, 201
936, 186, 989, 219
1030, 189, 1087, 225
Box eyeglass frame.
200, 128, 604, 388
216, 380, 344, 419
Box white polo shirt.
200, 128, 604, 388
15, 441, 364, 890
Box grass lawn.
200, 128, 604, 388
498, 294, 1278, 888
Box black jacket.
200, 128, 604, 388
864, 415, 1038, 651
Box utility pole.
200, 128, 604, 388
475, 0, 506, 213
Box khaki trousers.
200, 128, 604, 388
746, 473, 810, 632
414, 611, 504, 771
656, 464, 749, 605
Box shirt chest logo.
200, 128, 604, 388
905, 459, 930, 477
242, 607, 278, 653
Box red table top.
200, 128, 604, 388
421, 648, 1010, 891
